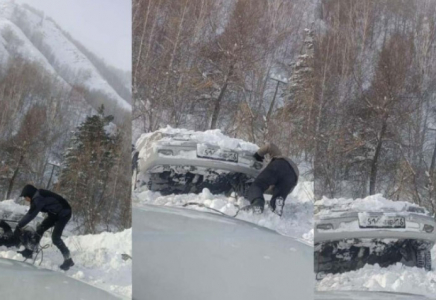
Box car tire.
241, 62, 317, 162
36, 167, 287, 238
424, 250, 432, 271
416, 249, 432, 271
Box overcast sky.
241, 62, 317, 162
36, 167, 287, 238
15, 0, 131, 71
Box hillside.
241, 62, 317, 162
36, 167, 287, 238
0, 1, 131, 120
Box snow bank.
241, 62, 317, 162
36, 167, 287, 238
0, 199, 29, 215
135, 126, 259, 152
133, 180, 314, 244
315, 194, 428, 215
317, 253, 436, 298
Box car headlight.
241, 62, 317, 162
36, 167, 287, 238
423, 224, 434, 233
316, 223, 334, 230
158, 149, 173, 156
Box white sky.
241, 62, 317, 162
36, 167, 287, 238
15, 0, 131, 71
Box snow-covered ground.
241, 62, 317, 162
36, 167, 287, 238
0, 200, 132, 298
315, 194, 436, 298
133, 180, 314, 244
317, 256, 436, 298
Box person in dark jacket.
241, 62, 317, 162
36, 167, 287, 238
244, 143, 299, 216
14, 184, 74, 271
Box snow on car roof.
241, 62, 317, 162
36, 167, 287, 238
135, 126, 259, 152
315, 194, 429, 215
0, 199, 29, 215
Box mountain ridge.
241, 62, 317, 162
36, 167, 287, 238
0, 1, 131, 119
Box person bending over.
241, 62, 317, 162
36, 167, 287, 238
245, 143, 299, 216
15, 184, 74, 271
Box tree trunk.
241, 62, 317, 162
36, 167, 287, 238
209, 65, 234, 129
369, 116, 388, 195
6, 154, 24, 199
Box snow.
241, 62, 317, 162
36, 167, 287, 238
135, 126, 260, 153
315, 193, 428, 215
133, 180, 314, 245
0, 199, 30, 215
0, 200, 132, 298
316, 194, 436, 298
0, 19, 58, 75
0, 1, 131, 111
317, 257, 436, 298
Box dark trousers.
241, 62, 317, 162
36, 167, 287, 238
246, 159, 297, 209
36, 210, 71, 259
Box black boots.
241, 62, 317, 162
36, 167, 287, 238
59, 249, 74, 271
271, 197, 285, 217
252, 198, 265, 214
60, 258, 75, 271
241, 198, 265, 214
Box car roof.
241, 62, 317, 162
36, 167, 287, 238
133, 204, 313, 300
315, 290, 433, 300
0, 258, 124, 299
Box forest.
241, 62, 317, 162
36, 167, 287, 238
133, 0, 436, 214
310, 0, 436, 215
132, 0, 313, 150
0, 39, 131, 233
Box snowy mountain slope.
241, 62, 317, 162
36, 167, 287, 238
0, 19, 56, 74
0, 1, 131, 112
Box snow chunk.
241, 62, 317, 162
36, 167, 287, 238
135, 126, 259, 152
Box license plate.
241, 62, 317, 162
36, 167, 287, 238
358, 213, 405, 228
197, 144, 238, 162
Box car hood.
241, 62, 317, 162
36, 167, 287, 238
0, 258, 125, 300
315, 290, 433, 300
133, 204, 314, 300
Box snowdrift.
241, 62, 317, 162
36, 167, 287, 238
315, 193, 430, 215
135, 126, 259, 154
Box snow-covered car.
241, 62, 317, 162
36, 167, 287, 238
132, 128, 263, 196
133, 204, 314, 300
314, 196, 436, 275
0, 258, 125, 299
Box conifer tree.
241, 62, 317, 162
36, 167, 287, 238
58, 105, 119, 234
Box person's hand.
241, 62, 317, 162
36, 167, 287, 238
253, 152, 264, 162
